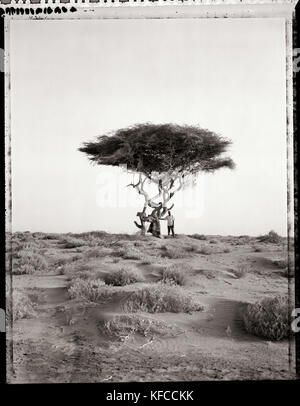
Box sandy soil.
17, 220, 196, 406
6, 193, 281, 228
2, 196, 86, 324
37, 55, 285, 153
7, 233, 295, 383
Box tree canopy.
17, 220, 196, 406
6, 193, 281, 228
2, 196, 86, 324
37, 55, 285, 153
79, 123, 235, 177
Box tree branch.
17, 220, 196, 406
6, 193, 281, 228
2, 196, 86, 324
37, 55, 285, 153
129, 171, 185, 215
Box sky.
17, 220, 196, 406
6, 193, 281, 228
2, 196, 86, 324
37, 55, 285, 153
10, 17, 288, 236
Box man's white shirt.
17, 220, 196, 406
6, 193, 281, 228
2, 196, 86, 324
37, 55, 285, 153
167, 215, 174, 226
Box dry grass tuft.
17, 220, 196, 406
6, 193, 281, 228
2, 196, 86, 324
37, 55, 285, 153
68, 278, 106, 302
104, 268, 141, 286
140, 259, 152, 265
100, 314, 183, 341
188, 234, 207, 241
243, 296, 290, 341
111, 247, 142, 260
158, 264, 187, 286
123, 249, 142, 260
61, 262, 100, 280
59, 237, 87, 249
273, 258, 288, 269
197, 245, 212, 255
33, 232, 61, 240
184, 244, 199, 253
258, 230, 282, 244
111, 248, 126, 257
122, 283, 203, 314
84, 247, 111, 259
7, 290, 36, 320
13, 250, 48, 274
160, 246, 188, 259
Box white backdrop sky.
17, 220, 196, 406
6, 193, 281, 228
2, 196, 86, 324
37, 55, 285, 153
10, 17, 288, 236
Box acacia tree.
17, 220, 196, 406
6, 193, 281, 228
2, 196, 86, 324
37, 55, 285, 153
79, 123, 235, 235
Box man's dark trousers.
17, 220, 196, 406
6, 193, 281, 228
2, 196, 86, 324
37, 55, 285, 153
168, 225, 175, 237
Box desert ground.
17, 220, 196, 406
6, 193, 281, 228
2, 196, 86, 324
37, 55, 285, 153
6, 230, 295, 383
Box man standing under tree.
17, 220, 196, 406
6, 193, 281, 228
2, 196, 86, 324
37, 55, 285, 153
162, 211, 175, 237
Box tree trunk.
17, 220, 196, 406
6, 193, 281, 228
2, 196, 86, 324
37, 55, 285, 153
134, 220, 146, 236
134, 208, 148, 236
131, 172, 184, 237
